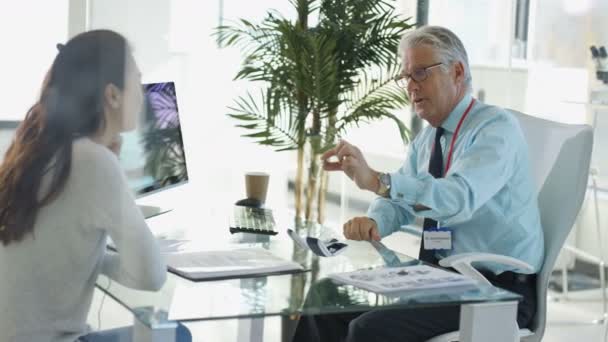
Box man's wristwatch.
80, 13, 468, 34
376, 172, 391, 198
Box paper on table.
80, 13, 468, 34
329, 265, 478, 294
287, 229, 348, 257
166, 248, 304, 281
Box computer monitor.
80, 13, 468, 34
119, 81, 189, 198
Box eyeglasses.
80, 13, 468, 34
394, 62, 443, 88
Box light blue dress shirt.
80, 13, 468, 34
367, 93, 544, 275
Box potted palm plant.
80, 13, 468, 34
217, 0, 413, 223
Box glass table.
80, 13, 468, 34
96, 206, 522, 342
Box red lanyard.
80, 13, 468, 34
435, 98, 476, 174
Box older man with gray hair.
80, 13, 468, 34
292, 26, 543, 342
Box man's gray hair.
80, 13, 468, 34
400, 26, 472, 91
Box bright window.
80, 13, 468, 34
0, 1, 69, 120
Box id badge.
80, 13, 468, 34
423, 228, 452, 250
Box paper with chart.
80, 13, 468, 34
329, 265, 478, 294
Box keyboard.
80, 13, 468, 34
229, 206, 278, 235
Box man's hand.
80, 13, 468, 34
343, 217, 381, 241
321, 140, 379, 192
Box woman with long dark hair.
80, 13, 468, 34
0, 30, 186, 341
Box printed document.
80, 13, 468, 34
329, 265, 477, 294
166, 248, 304, 281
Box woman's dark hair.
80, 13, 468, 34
0, 29, 129, 245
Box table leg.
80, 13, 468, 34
131, 308, 178, 342
459, 301, 519, 342
237, 317, 265, 342
132, 316, 178, 342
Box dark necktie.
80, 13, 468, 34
418, 127, 445, 264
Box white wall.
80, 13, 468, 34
471, 65, 528, 112
85, 0, 290, 212
0, 0, 69, 120
531, 0, 608, 68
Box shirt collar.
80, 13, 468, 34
440, 93, 473, 133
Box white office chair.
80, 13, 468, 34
425, 111, 594, 342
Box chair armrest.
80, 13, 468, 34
438, 253, 535, 286
399, 225, 422, 237
563, 244, 604, 265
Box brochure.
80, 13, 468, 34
329, 264, 478, 294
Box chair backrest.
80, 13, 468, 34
509, 110, 593, 341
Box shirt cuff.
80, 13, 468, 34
367, 199, 393, 238
389, 171, 424, 205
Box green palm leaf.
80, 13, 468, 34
227, 90, 303, 151
337, 64, 411, 143
217, 0, 413, 155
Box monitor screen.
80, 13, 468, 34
119, 81, 189, 197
